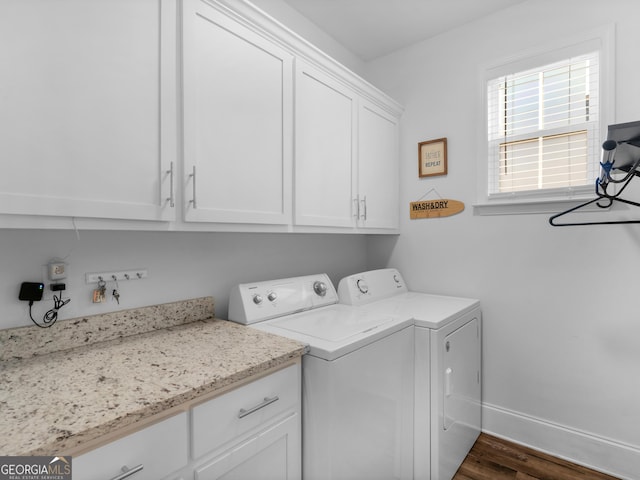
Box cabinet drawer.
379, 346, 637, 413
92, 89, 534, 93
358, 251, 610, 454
191, 364, 299, 459
74, 412, 188, 480
194, 414, 300, 480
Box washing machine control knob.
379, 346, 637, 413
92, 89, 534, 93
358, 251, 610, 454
356, 279, 368, 294
267, 291, 277, 302
313, 281, 327, 297
252, 294, 263, 305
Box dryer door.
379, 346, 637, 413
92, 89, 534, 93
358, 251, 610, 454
443, 317, 481, 431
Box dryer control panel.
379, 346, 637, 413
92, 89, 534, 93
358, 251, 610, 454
337, 268, 408, 305
228, 273, 338, 324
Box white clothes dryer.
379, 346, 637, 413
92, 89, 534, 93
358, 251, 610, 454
338, 268, 482, 480
228, 273, 414, 480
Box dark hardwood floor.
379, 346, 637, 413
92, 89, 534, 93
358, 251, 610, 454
453, 433, 622, 480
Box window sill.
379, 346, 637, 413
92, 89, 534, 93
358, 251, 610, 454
472, 194, 603, 216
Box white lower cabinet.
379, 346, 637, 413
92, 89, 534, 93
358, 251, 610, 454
74, 364, 301, 480
73, 412, 189, 480
193, 414, 299, 480
191, 364, 301, 480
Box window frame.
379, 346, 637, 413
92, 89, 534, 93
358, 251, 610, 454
474, 25, 615, 215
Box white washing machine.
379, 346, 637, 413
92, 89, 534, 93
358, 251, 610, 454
338, 268, 482, 480
228, 273, 414, 480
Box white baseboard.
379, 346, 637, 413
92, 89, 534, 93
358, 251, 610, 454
482, 402, 640, 480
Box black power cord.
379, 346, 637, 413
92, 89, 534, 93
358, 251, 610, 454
28, 292, 71, 329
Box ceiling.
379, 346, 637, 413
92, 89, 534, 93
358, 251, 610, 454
280, 0, 526, 61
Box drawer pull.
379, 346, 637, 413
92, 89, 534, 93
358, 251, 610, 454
238, 395, 279, 419
110, 464, 143, 480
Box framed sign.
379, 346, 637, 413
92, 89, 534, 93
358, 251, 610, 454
418, 138, 447, 177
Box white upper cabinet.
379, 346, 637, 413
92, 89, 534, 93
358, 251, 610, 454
294, 61, 357, 228
0, 0, 401, 232
357, 100, 400, 230
182, 0, 293, 225
295, 61, 401, 231
0, 0, 177, 222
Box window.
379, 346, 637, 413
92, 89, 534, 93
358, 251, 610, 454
488, 52, 599, 196
477, 27, 614, 214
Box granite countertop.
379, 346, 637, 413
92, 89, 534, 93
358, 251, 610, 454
0, 298, 305, 456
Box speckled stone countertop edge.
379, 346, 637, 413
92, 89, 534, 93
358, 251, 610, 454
28, 344, 304, 456
0, 318, 306, 457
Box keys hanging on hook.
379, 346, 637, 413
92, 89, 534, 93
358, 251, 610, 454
93, 278, 107, 303
110, 275, 120, 305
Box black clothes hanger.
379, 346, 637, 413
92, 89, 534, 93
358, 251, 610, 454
549, 127, 640, 227
548, 194, 640, 226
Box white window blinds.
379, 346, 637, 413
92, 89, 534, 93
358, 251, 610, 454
487, 51, 600, 196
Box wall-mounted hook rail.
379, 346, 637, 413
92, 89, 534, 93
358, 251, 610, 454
85, 269, 148, 284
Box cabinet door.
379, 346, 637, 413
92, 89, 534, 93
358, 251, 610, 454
74, 413, 189, 480
0, 0, 176, 222
294, 61, 356, 227
357, 100, 400, 230
194, 414, 301, 480
183, 0, 293, 225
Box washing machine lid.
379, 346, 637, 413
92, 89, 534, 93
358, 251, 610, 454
362, 292, 480, 329
250, 304, 409, 360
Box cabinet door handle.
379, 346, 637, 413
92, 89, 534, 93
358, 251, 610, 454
110, 464, 143, 480
165, 161, 175, 208
353, 197, 360, 219
189, 165, 197, 209
238, 395, 279, 419
360, 195, 367, 221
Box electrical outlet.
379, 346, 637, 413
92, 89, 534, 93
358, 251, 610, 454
49, 262, 67, 281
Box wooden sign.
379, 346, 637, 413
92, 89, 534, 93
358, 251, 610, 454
418, 138, 447, 177
409, 199, 464, 219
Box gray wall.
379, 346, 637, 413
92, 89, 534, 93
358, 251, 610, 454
366, 0, 640, 476
1, 230, 368, 329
